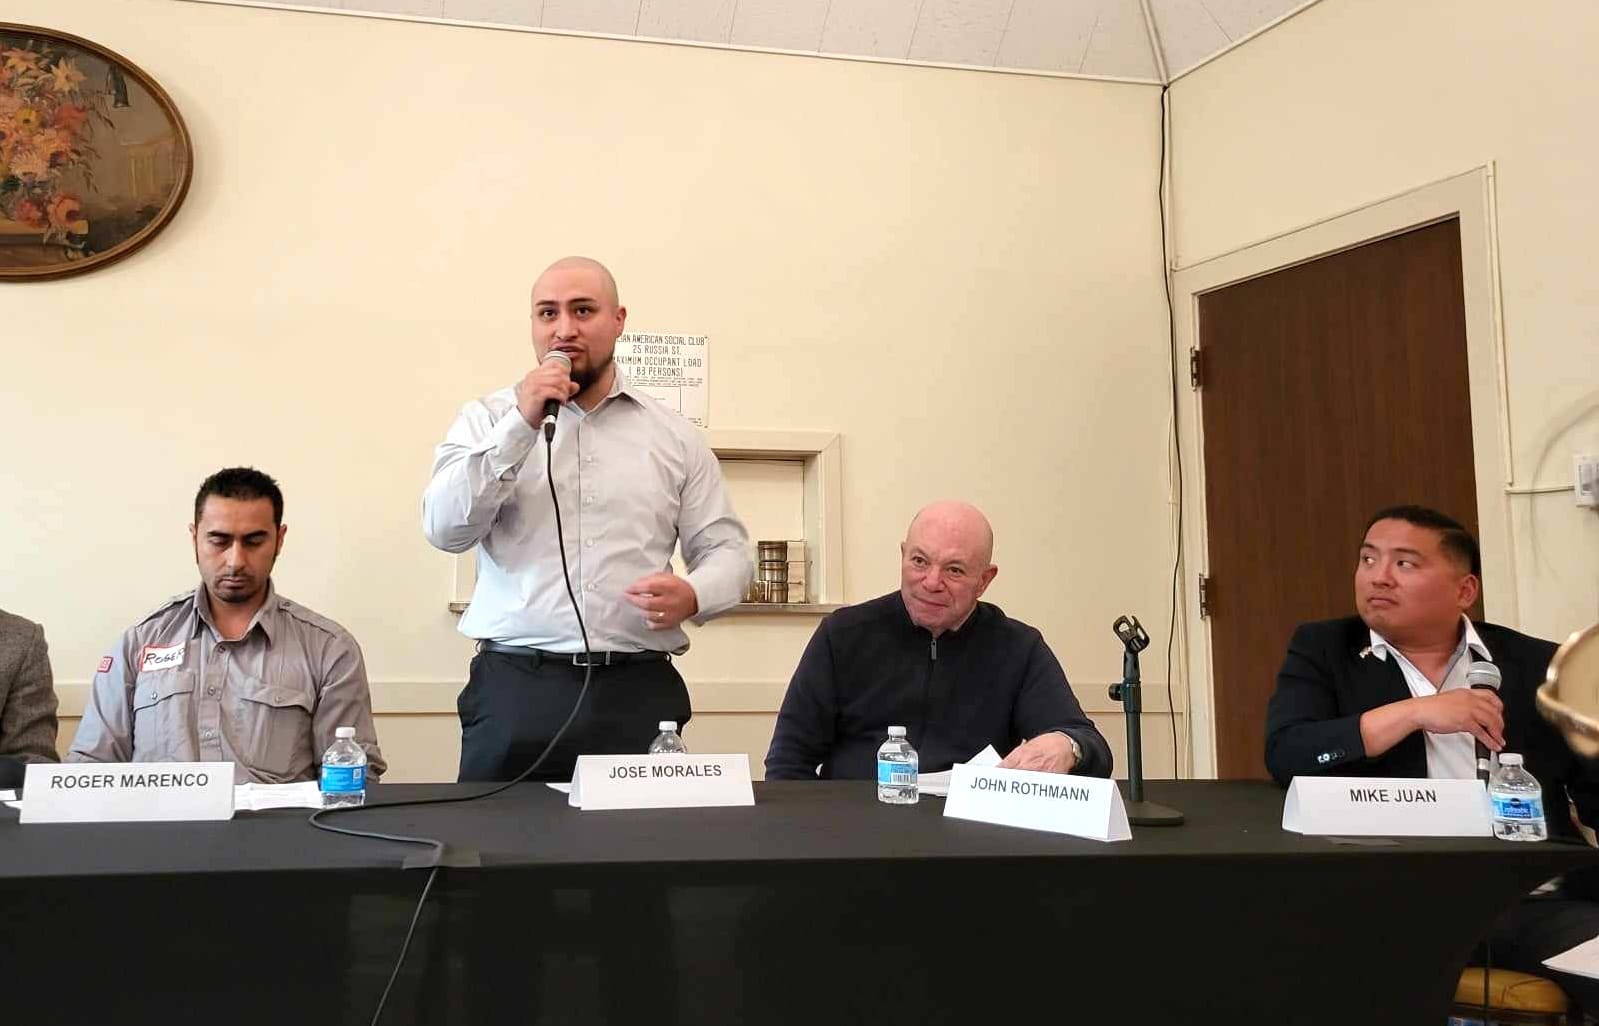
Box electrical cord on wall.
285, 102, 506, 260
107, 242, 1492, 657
308, 430, 595, 1025
1158, 83, 1182, 778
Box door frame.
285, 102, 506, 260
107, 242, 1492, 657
1173, 166, 1515, 778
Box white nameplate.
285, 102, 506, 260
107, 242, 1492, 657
20, 762, 235, 824
569, 754, 755, 811
1282, 776, 1491, 836
942, 765, 1131, 842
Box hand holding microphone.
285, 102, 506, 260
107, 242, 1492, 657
1410, 663, 1504, 768
515, 350, 578, 439
1467, 661, 1503, 781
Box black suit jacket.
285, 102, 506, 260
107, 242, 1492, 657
1264, 615, 1599, 843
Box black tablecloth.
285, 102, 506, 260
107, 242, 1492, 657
2, 779, 1593, 1025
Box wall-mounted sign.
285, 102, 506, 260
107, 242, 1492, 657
615, 332, 708, 428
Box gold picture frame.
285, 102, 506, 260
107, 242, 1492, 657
0, 24, 193, 280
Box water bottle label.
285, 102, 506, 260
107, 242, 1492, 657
877, 761, 915, 787
320, 765, 365, 794
1491, 794, 1542, 820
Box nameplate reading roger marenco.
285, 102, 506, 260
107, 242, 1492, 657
943, 764, 1131, 842
568, 754, 755, 810
1282, 776, 1492, 836
20, 762, 235, 824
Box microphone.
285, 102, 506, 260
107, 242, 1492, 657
1467, 660, 1502, 782
539, 350, 572, 441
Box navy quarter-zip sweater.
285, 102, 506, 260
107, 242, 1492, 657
764, 592, 1112, 781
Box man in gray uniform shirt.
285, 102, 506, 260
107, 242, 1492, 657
70, 467, 385, 784
424, 256, 751, 781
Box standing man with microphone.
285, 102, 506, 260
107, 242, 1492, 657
1263, 505, 1599, 1013
423, 256, 752, 782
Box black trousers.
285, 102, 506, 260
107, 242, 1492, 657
449, 650, 688, 1022
457, 649, 691, 782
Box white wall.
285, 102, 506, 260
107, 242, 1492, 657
1170, 0, 1599, 642
5, 0, 1177, 779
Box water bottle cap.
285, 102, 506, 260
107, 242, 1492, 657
1499, 752, 1522, 766
658, 721, 678, 732
887, 726, 907, 738
335, 726, 356, 739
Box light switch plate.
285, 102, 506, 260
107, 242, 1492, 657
1577, 454, 1599, 508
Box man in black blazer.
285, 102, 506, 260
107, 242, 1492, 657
1265, 505, 1599, 1008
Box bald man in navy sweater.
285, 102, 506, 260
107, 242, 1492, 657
766, 501, 1110, 781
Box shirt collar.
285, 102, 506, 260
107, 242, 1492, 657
570, 364, 637, 417
1366, 615, 1491, 664
193, 581, 280, 644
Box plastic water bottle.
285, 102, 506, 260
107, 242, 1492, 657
1489, 753, 1547, 841
877, 726, 918, 805
319, 726, 367, 808
649, 721, 687, 755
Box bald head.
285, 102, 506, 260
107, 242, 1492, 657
906, 501, 994, 566
529, 255, 627, 401
900, 501, 998, 636
533, 256, 620, 307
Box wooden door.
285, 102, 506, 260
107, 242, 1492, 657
1198, 218, 1480, 780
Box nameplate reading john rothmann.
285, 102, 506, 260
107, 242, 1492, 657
568, 754, 755, 811
20, 762, 236, 824
943, 764, 1131, 842
1282, 776, 1492, 837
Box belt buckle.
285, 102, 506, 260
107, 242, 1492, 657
570, 651, 612, 668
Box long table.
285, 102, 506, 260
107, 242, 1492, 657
2, 779, 1593, 1025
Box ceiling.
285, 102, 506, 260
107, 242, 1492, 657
223, 0, 1321, 83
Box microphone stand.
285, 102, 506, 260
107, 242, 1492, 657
1108, 615, 1184, 826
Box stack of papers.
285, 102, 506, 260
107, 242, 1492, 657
1545, 934, 1599, 981
234, 781, 324, 811
918, 745, 1002, 797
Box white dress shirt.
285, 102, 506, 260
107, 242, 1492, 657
1368, 615, 1492, 780
422, 370, 752, 653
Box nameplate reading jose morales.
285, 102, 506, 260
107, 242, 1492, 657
1281, 776, 1492, 837
567, 754, 755, 811
944, 764, 1131, 842
20, 762, 235, 824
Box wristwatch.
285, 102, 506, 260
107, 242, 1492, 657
1057, 731, 1083, 767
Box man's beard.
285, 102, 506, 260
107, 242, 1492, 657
572, 353, 614, 391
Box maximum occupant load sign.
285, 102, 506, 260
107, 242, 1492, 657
615, 332, 708, 428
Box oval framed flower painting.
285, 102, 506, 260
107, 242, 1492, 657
0, 24, 193, 280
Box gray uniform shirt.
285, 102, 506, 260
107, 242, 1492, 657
67, 585, 386, 784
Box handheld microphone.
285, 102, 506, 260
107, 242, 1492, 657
539, 350, 573, 441
1467, 660, 1503, 782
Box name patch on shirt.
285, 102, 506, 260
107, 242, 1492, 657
138, 642, 186, 673
96, 656, 113, 674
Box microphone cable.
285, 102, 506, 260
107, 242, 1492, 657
308, 425, 596, 1025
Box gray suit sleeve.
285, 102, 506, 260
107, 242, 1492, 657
0, 621, 59, 763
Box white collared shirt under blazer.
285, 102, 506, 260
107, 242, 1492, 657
1367, 615, 1492, 780
422, 370, 752, 653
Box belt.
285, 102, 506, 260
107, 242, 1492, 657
478, 641, 671, 667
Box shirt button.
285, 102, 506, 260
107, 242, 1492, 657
585, 539, 595, 548
584, 456, 594, 465
207, 686, 218, 696
586, 583, 597, 592
583, 495, 594, 506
